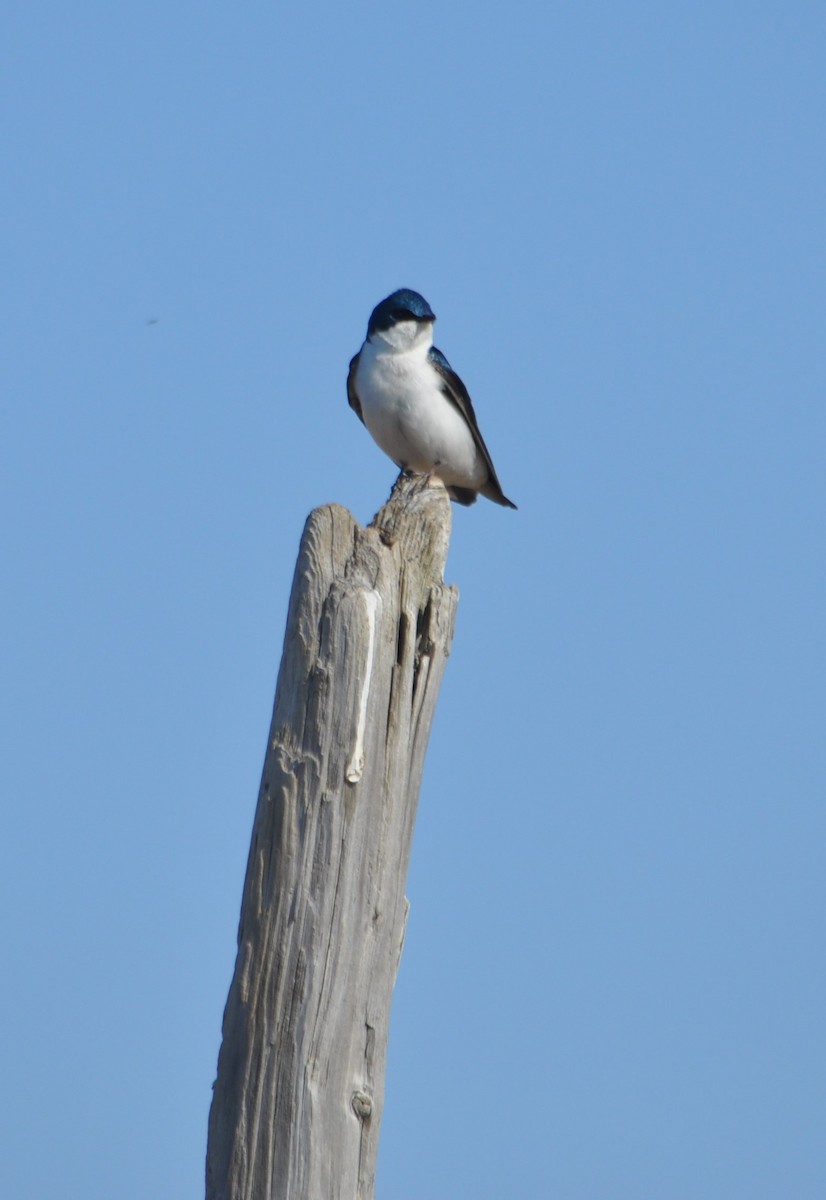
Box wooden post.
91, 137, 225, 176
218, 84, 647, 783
206, 475, 458, 1200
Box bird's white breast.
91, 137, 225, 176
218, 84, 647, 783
355, 323, 486, 489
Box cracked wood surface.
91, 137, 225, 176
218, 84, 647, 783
206, 475, 458, 1200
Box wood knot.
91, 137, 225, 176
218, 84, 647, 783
351, 1090, 373, 1120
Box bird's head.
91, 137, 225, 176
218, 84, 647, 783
366, 288, 436, 340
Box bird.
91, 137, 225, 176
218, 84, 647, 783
347, 288, 516, 508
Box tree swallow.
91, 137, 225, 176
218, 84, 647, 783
348, 288, 516, 508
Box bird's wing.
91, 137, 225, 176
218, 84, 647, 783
347, 351, 364, 423
429, 346, 505, 487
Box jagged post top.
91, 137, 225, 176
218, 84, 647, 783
291, 473, 454, 609
368, 473, 453, 582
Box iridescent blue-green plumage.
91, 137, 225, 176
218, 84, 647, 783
366, 288, 436, 337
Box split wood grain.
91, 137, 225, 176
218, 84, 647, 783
206, 475, 458, 1200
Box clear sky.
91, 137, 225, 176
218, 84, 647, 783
2, 2, 824, 1197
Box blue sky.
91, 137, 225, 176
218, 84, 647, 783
2, 2, 825, 1197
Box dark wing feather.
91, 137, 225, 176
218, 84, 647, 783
347, 351, 364, 423
429, 347, 517, 508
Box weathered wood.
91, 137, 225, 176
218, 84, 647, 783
206, 474, 458, 1200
